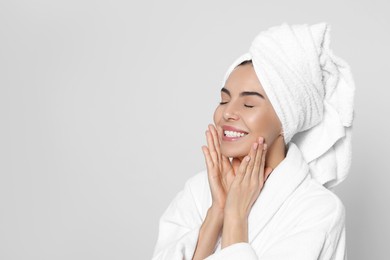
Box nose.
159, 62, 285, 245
223, 103, 240, 121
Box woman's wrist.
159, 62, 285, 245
206, 205, 225, 229
221, 215, 249, 248
209, 204, 225, 218
224, 207, 249, 222
192, 206, 224, 260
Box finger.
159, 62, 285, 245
201, 145, 214, 170
206, 130, 219, 165
244, 142, 259, 183
235, 156, 251, 183
221, 155, 233, 174
251, 138, 265, 182
258, 143, 268, 183
208, 124, 222, 160
210, 123, 222, 144
221, 155, 231, 166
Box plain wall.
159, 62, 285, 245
0, 0, 389, 259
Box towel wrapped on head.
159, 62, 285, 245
222, 22, 355, 189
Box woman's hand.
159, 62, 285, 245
201, 124, 237, 211
222, 137, 274, 248
194, 124, 236, 260
225, 137, 273, 218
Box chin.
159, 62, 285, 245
220, 144, 251, 159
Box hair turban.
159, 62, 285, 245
222, 22, 355, 188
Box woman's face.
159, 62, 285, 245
213, 63, 282, 158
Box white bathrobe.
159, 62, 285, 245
152, 142, 346, 259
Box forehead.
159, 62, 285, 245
224, 64, 265, 93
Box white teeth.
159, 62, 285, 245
224, 130, 246, 138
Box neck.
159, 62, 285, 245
265, 135, 287, 171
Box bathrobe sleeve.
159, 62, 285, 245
205, 190, 346, 260
152, 172, 207, 260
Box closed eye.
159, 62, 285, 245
219, 102, 228, 105
244, 104, 254, 108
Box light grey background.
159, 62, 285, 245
0, 0, 388, 259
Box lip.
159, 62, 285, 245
221, 125, 249, 142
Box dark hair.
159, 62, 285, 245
238, 60, 253, 66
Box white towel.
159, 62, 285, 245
222, 22, 355, 188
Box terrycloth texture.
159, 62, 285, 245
153, 143, 347, 259
222, 22, 355, 188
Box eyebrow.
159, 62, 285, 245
221, 87, 265, 99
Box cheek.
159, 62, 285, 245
213, 106, 223, 125
246, 109, 280, 144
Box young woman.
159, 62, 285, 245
152, 22, 355, 260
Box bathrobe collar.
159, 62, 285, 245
247, 142, 310, 241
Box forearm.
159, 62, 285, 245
221, 214, 248, 248
192, 206, 224, 260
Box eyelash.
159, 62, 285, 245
219, 102, 254, 108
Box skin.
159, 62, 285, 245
192, 62, 287, 260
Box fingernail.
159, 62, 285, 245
253, 143, 258, 150
263, 143, 267, 150
258, 137, 264, 144
246, 156, 251, 162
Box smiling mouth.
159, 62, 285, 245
223, 130, 248, 138
222, 129, 249, 142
